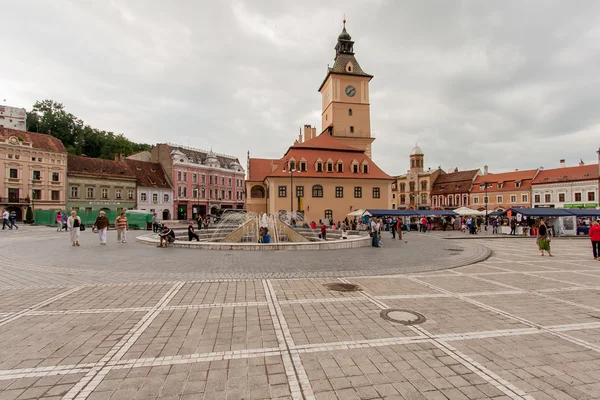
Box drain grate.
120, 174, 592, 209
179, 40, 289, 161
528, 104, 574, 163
380, 309, 426, 326
323, 283, 362, 292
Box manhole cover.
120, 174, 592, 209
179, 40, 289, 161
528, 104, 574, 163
380, 309, 426, 325
323, 283, 362, 292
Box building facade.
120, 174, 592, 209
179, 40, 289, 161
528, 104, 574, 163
531, 161, 599, 209
393, 145, 443, 210
67, 155, 137, 214
0, 105, 27, 131
319, 21, 375, 158
151, 144, 245, 220
125, 159, 173, 220
246, 132, 393, 223
246, 23, 393, 223
431, 169, 480, 209
0, 127, 67, 220
470, 167, 537, 212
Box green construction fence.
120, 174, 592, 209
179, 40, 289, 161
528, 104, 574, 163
34, 209, 152, 230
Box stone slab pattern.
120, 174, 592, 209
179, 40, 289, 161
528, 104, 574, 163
0, 230, 599, 398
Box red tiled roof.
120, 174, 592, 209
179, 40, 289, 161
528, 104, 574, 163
248, 158, 275, 181
0, 127, 67, 153
289, 132, 363, 153
68, 155, 136, 180
431, 169, 479, 195
471, 169, 538, 193
125, 159, 171, 188
249, 134, 392, 181
532, 164, 599, 184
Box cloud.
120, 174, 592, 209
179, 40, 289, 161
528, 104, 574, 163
2, 0, 600, 174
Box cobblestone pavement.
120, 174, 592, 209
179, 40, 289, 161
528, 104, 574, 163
1, 226, 600, 399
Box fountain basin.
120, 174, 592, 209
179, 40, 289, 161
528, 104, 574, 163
135, 232, 371, 251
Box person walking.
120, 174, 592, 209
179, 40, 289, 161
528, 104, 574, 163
67, 210, 82, 246
9, 211, 18, 230
196, 215, 203, 231
152, 213, 159, 233
536, 218, 553, 257
93, 211, 110, 245
589, 220, 600, 260
56, 212, 63, 232
320, 221, 327, 240
370, 217, 380, 247
390, 217, 397, 239
2, 209, 10, 230
492, 218, 498, 234
115, 212, 128, 243
188, 222, 200, 241
62, 212, 68, 231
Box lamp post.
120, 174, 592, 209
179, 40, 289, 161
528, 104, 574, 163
282, 161, 296, 213
484, 181, 489, 230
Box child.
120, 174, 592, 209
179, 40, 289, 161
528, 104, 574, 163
341, 226, 348, 239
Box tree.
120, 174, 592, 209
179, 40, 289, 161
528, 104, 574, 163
25, 207, 33, 223
27, 99, 151, 159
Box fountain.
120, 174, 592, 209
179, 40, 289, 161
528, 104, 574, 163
136, 211, 372, 251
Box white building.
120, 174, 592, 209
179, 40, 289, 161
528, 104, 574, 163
0, 105, 27, 131
531, 161, 599, 209
125, 159, 174, 220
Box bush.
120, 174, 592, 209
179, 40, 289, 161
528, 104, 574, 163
25, 207, 33, 223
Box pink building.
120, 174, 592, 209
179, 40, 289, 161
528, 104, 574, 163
151, 144, 245, 220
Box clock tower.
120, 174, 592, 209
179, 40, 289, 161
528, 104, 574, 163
318, 20, 375, 158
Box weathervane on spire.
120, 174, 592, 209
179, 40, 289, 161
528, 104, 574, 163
343, 15, 346, 26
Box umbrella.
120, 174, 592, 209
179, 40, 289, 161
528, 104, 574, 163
453, 207, 485, 216
346, 209, 364, 217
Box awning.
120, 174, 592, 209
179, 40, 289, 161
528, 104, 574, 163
566, 209, 600, 217
488, 210, 507, 217
346, 209, 365, 217
508, 207, 575, 217
453, 207, 485, 216
364, 209, 420, 217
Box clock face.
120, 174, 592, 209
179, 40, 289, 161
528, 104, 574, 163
345, 85, 356, 98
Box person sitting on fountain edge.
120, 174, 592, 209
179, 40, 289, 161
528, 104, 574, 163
263, 228, 271, 244
158, 225, 176, 247
188, 222, 200, 241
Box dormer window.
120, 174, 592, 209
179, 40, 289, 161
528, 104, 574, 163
353, 164, 358, 173
363, 164, 368, 173
337, 162, 343, 173
346, 62, 353, 72
498, 183, 503, 189
327, 162, 333, 172
515, 181, 521, 188
316, 162, 323, 172
300, 161, 307, 172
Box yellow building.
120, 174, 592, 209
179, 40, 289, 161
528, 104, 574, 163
393, 145, 443, 209
246, 22, 393, 223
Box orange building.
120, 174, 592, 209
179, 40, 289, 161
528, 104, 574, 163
246, 22, 393, 222
470, 167, 538, 212
246, 129, 392, 223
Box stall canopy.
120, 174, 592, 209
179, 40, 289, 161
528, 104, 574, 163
508, 207, 575, 217
346, 209, 365, 217
488, 210, 506, 217
364, 209, 458, 217
453, 207, 485, 216
566, 209, 600, 217
363, 209, 419, 217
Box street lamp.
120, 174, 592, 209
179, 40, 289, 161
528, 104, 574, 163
282, 161, 297, 213
484, 181, 489, 230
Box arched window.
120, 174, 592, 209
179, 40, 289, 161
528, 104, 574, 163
348, 109, 352, 116
250, 185, 265, 198
312, 185, 323, 198
421, 181, 427, 190
411, 160, 415, 168
409, 181, 415, 191
400, 183, 405, 192
324, 209, 333, 221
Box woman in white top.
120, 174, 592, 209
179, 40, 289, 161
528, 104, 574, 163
67, 210, 82, 246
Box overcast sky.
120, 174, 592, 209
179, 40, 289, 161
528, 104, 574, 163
3, 0, 600, 175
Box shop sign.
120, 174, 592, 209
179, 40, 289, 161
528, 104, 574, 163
563, 203, 598, 209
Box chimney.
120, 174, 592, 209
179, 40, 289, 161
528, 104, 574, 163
483, 165, 488, 175
579, 159, 584, 166
298, 127, 303, 143
303, 124, 316, 141
560, 159, 566, 168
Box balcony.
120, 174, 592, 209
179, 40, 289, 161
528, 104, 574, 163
0, 197, 30, 204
